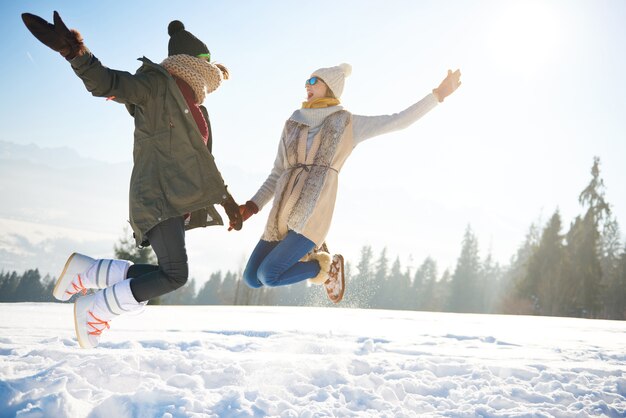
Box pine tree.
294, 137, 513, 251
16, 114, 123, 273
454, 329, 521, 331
480, 252, 502, 314
435, 269, 452, 312
564, 157, 611, 318
565, 213, 602, 317
162, 278, 197, 305
347, 245, 375, 308
499, 221, 540, 315
373, 248, 389, 308
579, 157, 611, 224
196, 271, 223, 305
14, 269, 46, 302
599, 216, 623, 319
448, 225, 481, 313
385, 257, 407, 310
519, 211, 566, 316
413, 257, 438, 311
614, 245, 626, 320
220, 271, 238, 305
114, 227, 157, 265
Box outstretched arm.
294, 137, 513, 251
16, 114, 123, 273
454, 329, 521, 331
352, 69, 462, 145
22, 11, 85, 60
22, 11, 151, 105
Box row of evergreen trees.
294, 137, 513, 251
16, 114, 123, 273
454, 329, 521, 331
1, 157, 625, 319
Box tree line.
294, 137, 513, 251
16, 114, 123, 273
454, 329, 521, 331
1, 157, 625, 320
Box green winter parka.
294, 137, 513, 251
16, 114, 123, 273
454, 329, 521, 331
70, 52, 228, 246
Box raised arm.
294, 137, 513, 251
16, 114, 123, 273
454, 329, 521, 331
352, 69, 461, 145
22, 11, 152, 105
352, 93, 439, 144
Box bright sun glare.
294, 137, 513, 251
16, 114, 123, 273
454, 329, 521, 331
489, 2, 562, 77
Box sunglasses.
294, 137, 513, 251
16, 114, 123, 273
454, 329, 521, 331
196, 53, 211, 61
305, 76, 321, 87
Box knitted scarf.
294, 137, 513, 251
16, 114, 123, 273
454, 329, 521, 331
302, 97, 341, 109
161, 54, 222, 104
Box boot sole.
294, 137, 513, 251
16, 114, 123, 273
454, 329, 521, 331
326, 255, 345, 304
74, 294, 96, 349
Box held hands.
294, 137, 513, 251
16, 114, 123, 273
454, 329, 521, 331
432, 69, 462, 103
228, 201, 258, 231
220, 188, 243, 231
22, 11, 86, 60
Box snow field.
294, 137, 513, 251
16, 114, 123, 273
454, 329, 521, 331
0, 303, 625, 417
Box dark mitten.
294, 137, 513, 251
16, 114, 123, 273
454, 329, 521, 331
22, 11, 86, 60
221, 189, 243, 231
228, 200, 258, 231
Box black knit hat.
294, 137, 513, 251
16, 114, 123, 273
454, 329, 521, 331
167, 20, 210, 58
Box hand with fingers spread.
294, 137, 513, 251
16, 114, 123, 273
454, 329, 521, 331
228, 201, 258, 231
22, 11, 86, 60
433, 69, 462, 103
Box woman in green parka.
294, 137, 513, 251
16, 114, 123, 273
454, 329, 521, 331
22, 11, 242, 348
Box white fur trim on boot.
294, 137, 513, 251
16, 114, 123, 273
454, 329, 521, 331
74, 279, 145, 349
307, 251, 332, 285
53, 254, 132, 302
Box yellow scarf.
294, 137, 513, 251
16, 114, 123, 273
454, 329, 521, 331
302, 97, 341, 109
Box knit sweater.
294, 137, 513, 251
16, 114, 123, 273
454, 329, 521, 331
251, 92, 439, 210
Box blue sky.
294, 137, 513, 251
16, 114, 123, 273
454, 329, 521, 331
2, 0, 626, 277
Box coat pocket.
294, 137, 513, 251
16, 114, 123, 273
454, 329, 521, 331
162, 153, 206, 208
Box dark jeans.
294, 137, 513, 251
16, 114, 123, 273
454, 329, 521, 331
127, 216, 189, 302
243, 230, 319, 288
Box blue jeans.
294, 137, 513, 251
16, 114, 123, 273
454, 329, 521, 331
243, 230, 320, 288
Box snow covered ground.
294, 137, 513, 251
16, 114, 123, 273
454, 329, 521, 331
0, 303, 625, 417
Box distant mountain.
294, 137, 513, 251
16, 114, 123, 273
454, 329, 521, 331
0, 141, 131, 276
0, 140, 131, 226
0, 140, 110, 170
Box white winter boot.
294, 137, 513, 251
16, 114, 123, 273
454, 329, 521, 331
53, 253, 132, 301
74, 279, 146, 349
307, 252, 345, 303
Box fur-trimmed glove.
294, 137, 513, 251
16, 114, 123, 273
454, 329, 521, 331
228, 201, 258, 231
22, 11, 86, 60
220, 188, 243, 231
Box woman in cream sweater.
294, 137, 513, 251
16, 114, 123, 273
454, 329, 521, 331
234, 64, 461, 303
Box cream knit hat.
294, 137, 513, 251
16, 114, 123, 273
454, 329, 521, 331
312, 63, 352, 99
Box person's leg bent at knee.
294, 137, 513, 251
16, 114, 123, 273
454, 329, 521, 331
257, 231, 319, 287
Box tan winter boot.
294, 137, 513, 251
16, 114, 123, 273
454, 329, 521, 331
74, 279, 146, 349
325, 254, 345, 303
53, 253, 132, 301
308, 251, 345, 303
